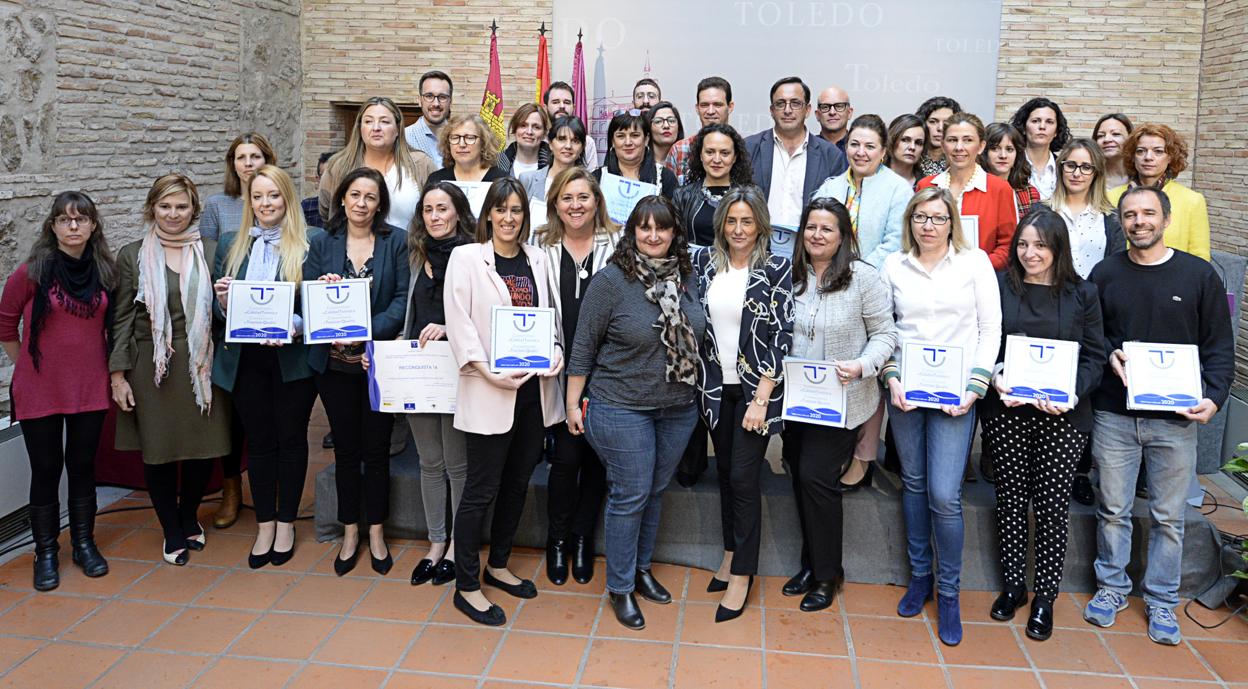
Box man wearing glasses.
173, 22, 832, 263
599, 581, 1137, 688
405, 70, 454, 166
815, 86, 853, 153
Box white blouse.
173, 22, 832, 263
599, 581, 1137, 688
384, 165, 420, 230
707, 265, 749, 385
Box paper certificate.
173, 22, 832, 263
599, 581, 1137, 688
781, 358, 848, 428
529, 197, 550, 230
960, 215, 979, 240
1123, 341, 1203, 411
225, 280, 295, 343
900, 340, 966, 409
453, 181, 492, 218
770, 224, 798, 260
489, 305, 557, 373
600, 171, 658, 225
366, 340, 459, 414
1001, 335, 1080, 408
301, 279, 373, 344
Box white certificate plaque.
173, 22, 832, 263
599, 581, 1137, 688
600, 171, 658, 225
781, 358, 848, 428
1123, 341, 1203, 411
366, 340, 459, 414
301, 278, 373, 344
453, 181, 492, 218
900, 340, 966, 409
225, 280, 295, 343
489, 305, 557, 373
1001, 335, 1080, 409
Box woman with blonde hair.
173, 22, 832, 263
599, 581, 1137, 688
1047, 138, 1124, 279
428, 114, 507, 184
212, 165, 319, 569
111, 173, 231, 565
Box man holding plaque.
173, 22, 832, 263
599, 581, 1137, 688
1082, 187, 1233, 646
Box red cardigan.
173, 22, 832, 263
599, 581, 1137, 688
918, 171, 1018, 269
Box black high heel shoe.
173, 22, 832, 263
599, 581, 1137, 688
371, 545, 393, 576
270, 525, 295, 567
706, 576, 728, 593
715, 576, 754, 623
838, 462, 874, 492
334, 540, 361, 577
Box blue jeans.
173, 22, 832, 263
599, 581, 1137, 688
585, 399, 699, 594
887, 402, 975, 597
1092, 410, 1197, 610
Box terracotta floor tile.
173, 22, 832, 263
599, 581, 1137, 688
487, 631, 587, 684
95, 500, 158, 528
315, 618, 421, 667
274, 574, 370, 615
481, 683, 573, 689
0, 587, 29, 614
1134, 679, 1226, 689
947, 667, 1042, 688
142, 607, 256, 654
196, 570, 300, 611
1190, 639, 1248, 682
385, 673, 477, 689
680, 601, 763, 647
229, 611, 339, 660
51, 558, 155, 598
765, 652, 853, 688
856, 659, 947, 689
62, 599, 179, 646
183, 532, 256, 568
104, 527, 166, 560
0, 636, 42, 673
0, 553, 36, 590
764, 608, 848, 655
648, 563, 691, 599
510, 592, 600, 635
580, 638, 671, 689
594, 596, 680, 642
1025, 628, 1119, 673
0, 641, 124, 689
846, 616, 939, 663
1040, 673, 1135, 689
841, 582, 907, 616
0, 593, 99, 638
353, 579, 445, 622
428, 588, 521, 625
939, 622, 1028, 667
484, 551, 542, 583
399, 623, 502, 675
949, 590, 1004, 622
120, 564, 222, 604
191, 657, 299, 689
673, 644, 762, 689
1102, 632, 1216, 681
1183, 605, 1248, 641
287, 663, 387, 689
92, 649, 212, 689
279, 540, 334, 573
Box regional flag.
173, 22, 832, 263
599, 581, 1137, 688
481, 28, 506, 151
535, 30, 551, 104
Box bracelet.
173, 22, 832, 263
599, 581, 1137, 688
751, 397, 767, 406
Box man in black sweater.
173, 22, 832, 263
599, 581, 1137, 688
1082, 186, 1233, 646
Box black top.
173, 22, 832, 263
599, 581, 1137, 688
559, 247, 594, 350
426, 166, 508, 185
692, 186, 729, 246
1089, 250, 1234, 418
409, 268, 441, 335
494, 250, 539, 402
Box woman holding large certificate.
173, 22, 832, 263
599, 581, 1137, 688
782, 197, 897, 612
980, 207, 1104, 641
444, 178, 565, 626
879, 186, 1002, 646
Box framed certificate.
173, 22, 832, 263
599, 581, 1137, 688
900, 340, 965, 409
453, 181, 492, 218
366, 340, 459, 414
1123, 341, 1203, 411
225, 280, 295, 343
960, 215, 979, 240
529, 197, 549, 230
1001, 335, 1080, 409
600, 171, 658, 225
489, 305, 557, 373
301, 278, 373, 344
781, 358, 848, 428
770, 224, 797, 260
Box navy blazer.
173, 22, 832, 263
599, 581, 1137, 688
743, 129, 848, 211
303, 224, 411, 373
693, 248, 794, 436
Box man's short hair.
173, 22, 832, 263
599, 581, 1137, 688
544, 81, 574, 105
768, 76, 810, 104
697, 76, 732, 104
1118, 186, 1172, 220
419, 70, 453, 95
633, 78, 661, 97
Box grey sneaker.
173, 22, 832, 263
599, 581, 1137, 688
1146, 605, 1182, 645
1083, 588, 1128, 627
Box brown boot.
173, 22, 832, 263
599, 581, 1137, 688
213, 476, 242, 529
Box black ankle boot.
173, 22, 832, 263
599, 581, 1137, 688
68, 496, 108, 578
570, 534, 594, 584
990, 584, 1028, 621
546, 537, 568, 585
609, 591, 645, 630
1026, 598, 1054, 641
29, 503, 61, 591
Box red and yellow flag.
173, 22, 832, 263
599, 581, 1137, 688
480, 29, 506, 152
535, 31, 551, 104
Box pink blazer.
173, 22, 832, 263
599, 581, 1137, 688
444, 241, 565, 434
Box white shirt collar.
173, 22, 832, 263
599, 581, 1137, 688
932, 165, 988, 193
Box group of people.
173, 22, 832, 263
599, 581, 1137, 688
0, 69, 1232, 652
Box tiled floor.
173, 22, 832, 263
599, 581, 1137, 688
0, 411, 1246, 688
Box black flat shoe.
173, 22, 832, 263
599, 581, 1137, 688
1026, 598, 1054, 641
269, 526, 295, 567
782, 568, 814, 597
431, 559, 456, 585
838, 463, 875, 492
371, 549, 394, 576
454, 590, 505, 626
546, 538, 568, 585
334, 542, 361, 577
248, 549, 271, 570
990, 585, 1028, 621
570, 535, 594, 584
675, 471, 699, 488
706, 576, 728, 593
800, 579, 842, 612
410, 559, 436, 585
715, 576, 754, 623
610, 591, 645, 630
483, 569, 538, 599
634, 569, 671, 604
1072, 474, 1095, 507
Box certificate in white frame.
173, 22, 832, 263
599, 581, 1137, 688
301, 278, 373, 344
1123, 341, 1203, 412
225, 280, 296, 343
781, 358, 848, 428
900, 340, 966, 409
1001, 335, 1080, 409
366, 340, 459, 414
489, 305, 557, 373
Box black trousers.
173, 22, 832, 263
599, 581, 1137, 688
316, 368, 392, 526
144, 458, 213, 551
219, 405, 244, 480
456, 382, 546, 591
787, 422, 856, 582
233, 346, 317, 523
708, 384, 771, 576
780, 427, 810, 572
22, 411, 106, 507
546, 423, 606, 542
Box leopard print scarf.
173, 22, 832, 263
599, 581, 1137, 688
634, 252, 699, 386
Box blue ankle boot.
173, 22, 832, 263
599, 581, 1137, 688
937, 593, 962, 646
897, 574, 933, 618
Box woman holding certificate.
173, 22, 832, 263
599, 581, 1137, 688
444, 178, 564, 626
694, 185, 794, 623
980, 207, 1105, 641
533, 168, 620, 586
592, 110, 678, 200
112, 174, 232, 565
566, 196, 706, 631
879, 186, 1002, 646
305, 167, 410, 576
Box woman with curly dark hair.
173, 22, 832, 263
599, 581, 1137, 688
670, 123, 755, 247
1010, 97, 1071, 201
915, 96, 962, 177
980, 122, 1041, 218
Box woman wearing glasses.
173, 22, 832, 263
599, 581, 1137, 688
648, 102, 685, 174
428, 114, 508, 185
1046, 139, 1125, 279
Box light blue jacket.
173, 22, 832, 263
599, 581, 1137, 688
812, 164, 913, 268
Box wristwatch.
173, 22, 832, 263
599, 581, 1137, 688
752, 397, 767, 406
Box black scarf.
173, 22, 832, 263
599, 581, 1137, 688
422, 233, 468, 298
29, 247, 105, 371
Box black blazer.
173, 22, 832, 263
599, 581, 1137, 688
980, 272, 1106, 432
303, 224, 410, 373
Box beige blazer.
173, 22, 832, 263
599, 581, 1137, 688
444, 241, 565, 435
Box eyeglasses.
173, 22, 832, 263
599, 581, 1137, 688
816, 102, 850, 114
449, 134, 480, 145
771, 99, 807, 112
1061, 161, 1096, 175
651, 116, 678, 127
911, 213, 950, 226
421, 93, 451, 104
53, 216, 92, 229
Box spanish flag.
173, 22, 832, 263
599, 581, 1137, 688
480, 27, 506, 151
535, 29, 551, 104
